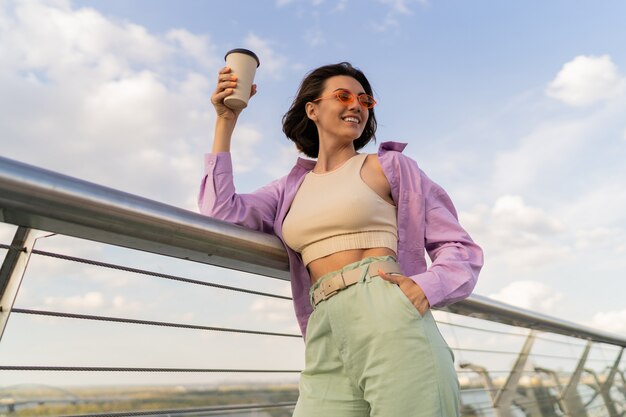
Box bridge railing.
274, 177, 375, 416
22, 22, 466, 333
1, 155, 625, 417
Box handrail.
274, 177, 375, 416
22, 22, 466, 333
0, 155, 289, 280
1, 155, 625, 347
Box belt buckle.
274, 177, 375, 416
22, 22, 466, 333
321, 272, 347, 301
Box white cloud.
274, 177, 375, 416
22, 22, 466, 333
376, 0, 418, 14
462, 195, 565, 251
492, 195, 563, 235
0, 0, 263, 211
166, 28, 217, 70
546, 55, 626, 107
0, 223, 18, 244
41, 290, 147, 314
304, 26, 325, 47
250, 298, 293, 323
262, 142, 303, 178
333, 0, 349, 12
244, 33, 288, 80
109, 295, 144, 314
562, 183, 626, 229
81, 71, 170, 141
460, 195, 571, 283
587, 309, 626, 335
230, 124, 263, 173
575, 227, 622, 250
492, 119, 590, 192
0, 1, 169, 82
275, 0, 296, 6
489, 281, 564, 315
44, 291, 104, 310
373, 0, 428, 31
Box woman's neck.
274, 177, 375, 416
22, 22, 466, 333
314, 142, 357, 173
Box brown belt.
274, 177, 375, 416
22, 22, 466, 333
311, 259, 403, 306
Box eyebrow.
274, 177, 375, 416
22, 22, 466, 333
333, 88, 367, 95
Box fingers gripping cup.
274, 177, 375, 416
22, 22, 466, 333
224, 48, 260, 110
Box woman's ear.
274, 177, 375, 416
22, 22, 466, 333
305, 102, 317, 121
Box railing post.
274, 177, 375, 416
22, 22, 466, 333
459, 363, 498, 402
617, 370, 626, 401
597, 347, 624, 417
527, 377, 560, 417
519, 377, 553, 417
0, 227, 47, 341
535, 366, 567, 416
560, 341, 591, 417
493, 330, 537, 417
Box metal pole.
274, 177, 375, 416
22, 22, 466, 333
535, 367, 567, 416
493, 331, 537, 417
0, 227, 47, 341
598, 348, 624, 417
459, 363, 498, 403
561, 341, 591, 417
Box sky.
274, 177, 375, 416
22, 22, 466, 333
0, 0, 625, 388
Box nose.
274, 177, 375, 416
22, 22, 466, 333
347, 95, 362, 112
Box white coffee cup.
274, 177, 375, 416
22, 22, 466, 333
224, 48, 260, 110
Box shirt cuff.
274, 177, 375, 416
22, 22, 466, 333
204, 152, 233, 175
408, 271, 445, 308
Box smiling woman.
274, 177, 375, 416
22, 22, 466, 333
199, 61, 483, 417
282, 64, 377, 159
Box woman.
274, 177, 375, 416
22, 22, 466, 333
199, 62, 483, 417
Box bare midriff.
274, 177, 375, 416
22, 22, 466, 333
307, 247, 397, 284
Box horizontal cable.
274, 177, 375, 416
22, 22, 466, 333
457, 369, 514, 374
59, 402, 297, 417
437, 319, 530, 337
0, 366, 301, 373
451, 347, 523, 355
533, 333, 589, 347
31, 248, 292, 300
0, 243, 26, 252
530, 352, 595, 361
460, 384, 602, 409
11, 308, 302, 338
461, 387, 500, 393
451, 346, 608, 362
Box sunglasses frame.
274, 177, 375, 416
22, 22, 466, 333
313, 89, 377, 109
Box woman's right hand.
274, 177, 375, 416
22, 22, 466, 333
211, 66, 257, 121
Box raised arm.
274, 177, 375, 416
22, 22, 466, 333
198, 67, 281, 235
211, 66, 257, 153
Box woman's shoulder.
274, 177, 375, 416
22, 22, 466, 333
373, 141, 421, 171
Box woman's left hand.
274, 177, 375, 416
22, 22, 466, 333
378, 270, 430, 316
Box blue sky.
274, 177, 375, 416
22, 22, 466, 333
0, 0, 625, 386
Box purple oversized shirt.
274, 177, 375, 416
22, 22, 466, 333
199, 141, 483, 338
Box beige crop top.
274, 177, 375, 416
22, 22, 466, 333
282, 153, 398, 266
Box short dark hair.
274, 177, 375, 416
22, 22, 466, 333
282, 62, 377, 158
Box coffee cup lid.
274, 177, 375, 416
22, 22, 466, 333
224, 48, 260, 67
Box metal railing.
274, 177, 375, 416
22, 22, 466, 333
1, 154, 625, 417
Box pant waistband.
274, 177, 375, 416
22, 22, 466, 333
310, 258, 402, 307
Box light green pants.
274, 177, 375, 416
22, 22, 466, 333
293, 256, 460, 417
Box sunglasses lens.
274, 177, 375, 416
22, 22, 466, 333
359, 94, 376, 109
336, 90, 354, 103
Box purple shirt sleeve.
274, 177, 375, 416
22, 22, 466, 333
408, 186, 483, 308
198, 152, 283, 235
